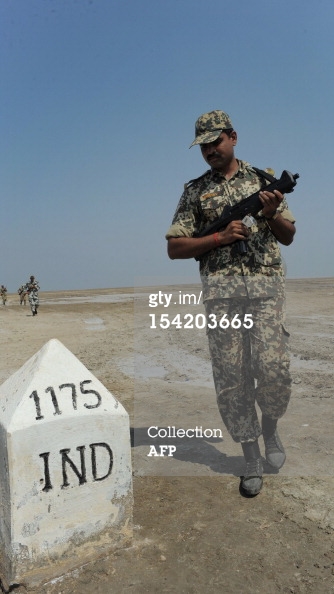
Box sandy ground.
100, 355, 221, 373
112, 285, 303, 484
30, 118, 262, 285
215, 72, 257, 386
0, 279, 333, 593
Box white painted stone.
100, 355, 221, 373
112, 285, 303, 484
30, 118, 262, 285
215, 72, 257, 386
0, 339, 132, 589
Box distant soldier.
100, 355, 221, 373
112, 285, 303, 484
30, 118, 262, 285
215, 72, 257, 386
26, 275, 40, 316
0, 285, 7, 305
18, 285, 27, 305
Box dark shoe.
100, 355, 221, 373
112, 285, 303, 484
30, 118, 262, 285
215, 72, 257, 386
264, 430, 286, 469
240, 458, 263, 496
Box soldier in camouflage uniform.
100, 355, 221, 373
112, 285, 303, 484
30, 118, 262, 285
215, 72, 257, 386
1, 285, 7, 305
26, 275, 40, 316
18, 285, 27, 305
166, 110, 296, 496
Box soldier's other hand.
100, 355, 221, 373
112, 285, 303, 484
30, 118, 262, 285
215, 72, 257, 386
219, 220, 249, 245
259, 190, 283, 219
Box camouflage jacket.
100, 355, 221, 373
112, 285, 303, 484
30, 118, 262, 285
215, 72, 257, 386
26, 281, 40, 293
166, 160, 296, 300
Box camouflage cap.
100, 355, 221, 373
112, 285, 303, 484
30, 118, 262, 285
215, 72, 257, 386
189, 110, 233, 148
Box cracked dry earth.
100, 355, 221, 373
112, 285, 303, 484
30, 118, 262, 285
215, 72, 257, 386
0, 278, 333, 593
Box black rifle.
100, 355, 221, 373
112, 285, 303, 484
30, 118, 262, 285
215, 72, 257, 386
194, 170, 299, 254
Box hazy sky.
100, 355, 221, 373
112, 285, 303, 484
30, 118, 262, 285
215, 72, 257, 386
1, 0, 333, 291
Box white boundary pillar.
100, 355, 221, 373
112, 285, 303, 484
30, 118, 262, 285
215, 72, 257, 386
0, 339, 133, 589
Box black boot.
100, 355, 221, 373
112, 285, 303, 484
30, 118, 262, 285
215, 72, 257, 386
262, 415, 286, 469
240, 440, 263, 497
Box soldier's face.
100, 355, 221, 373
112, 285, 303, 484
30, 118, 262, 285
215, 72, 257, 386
200, 131, 237, 171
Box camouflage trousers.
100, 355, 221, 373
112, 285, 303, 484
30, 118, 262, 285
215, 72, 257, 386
205, 296, 291, 443
28, 291, 39, 310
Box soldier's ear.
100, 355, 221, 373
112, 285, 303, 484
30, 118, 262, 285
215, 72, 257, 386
230, 130, 237, 145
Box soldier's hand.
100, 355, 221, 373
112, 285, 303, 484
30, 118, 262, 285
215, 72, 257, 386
259, 190, 283, 219
217, 220, 249, 245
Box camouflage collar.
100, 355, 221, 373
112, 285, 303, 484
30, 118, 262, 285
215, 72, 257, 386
210, 159, 251, 182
